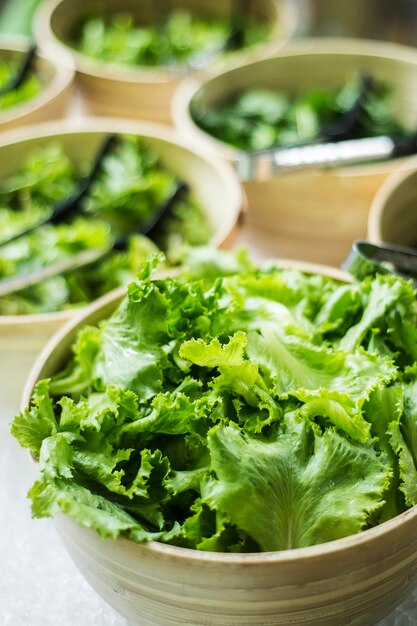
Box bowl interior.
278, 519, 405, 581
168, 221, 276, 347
0, 122, 242, 249
0, 47, 54, 84
0, 42, 64, 121
368, 164, 417, 246
46, 0, 281, 75
178, 40, 417, 161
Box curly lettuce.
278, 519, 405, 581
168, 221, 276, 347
11, 253, 417, 551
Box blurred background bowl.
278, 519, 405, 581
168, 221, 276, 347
35, 0, 296, 125
0, 117, 243, 418
20, 259, 417, 626
173, 37, 417, 266
0, 34, 73, 131
368, 156, 417, 247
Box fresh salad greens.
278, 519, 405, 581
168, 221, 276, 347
192, 74, 405, 151
0, 0, 44, 36
0, 55, 42, 112
0, 136, 211, 315
74, 10, 269, 69
12, 250, 417, 552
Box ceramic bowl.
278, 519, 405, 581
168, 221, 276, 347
34, 0, 296, 125
0, 35, 73, 132
173, 37, 417, 266
20, 260, 417, 626
0, 117, 243, 418
368, 155, 417, 247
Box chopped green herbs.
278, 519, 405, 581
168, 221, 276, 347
12, 251, 417, 551
0, 136, 211, 315
74, 10, 269, 68
192, 74, 405, 151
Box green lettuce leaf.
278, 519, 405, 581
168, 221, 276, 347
11, 261, 417, 553
205, 423, 390, 551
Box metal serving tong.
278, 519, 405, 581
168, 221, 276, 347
0, 181, 188, 298
236, 71, 417, 181
236, 133, 417, 181
343, 240, 417, 288
0, 44, 37, 97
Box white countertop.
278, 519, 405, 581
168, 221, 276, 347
0, 414, 125, 626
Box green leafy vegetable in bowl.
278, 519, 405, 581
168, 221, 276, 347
0, 136, 211, 315
192, 73, 406, 151
12, 250, 417, 552
0, 55, 43, 112
74, 10, 269, 69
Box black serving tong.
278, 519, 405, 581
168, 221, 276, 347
0, 134, 118, 248
0, 44, 37, 97
323, 72, 374, 143
186, 0, 248, 70
342, 240, 417, 288
222, 0, 247, 52
0, 181, 189, 298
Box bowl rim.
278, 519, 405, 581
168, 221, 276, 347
172, 36, 417, 177
0, 34, 74, 126
368, 154, 417, 242
0, 116, 244, 325
22, 258, 417, 564
34, 0, 295, 84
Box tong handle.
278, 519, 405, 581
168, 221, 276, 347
236, 136, 396, 181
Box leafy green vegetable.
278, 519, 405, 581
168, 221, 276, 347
192, 74, 406, 151
12, 252, 417, 552
0, 56, 43, 112
0, 0, 44, 36
0, 136, 211, 315
74, 10, 269, 69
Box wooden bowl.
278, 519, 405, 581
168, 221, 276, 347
20, 260, 417, 626
0, 117, 243, 418
368, 155, 417, 246
34, 0, 296, 125
173, 38, 417, 266
0, 35, 74, 132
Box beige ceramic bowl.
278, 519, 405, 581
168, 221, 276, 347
0, 35, 73, 132
0, 118, 243, 418
173, 37, 417, 266
34, 0, 296, 125
20, 260, 417, 626
368, 155, 417, 247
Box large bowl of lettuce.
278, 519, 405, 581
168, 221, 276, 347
34, 0, 295, 124
13, 249, 417, 626
0, 35, 73, 132
0, 118, 242, 419
173, 37, 417, 265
